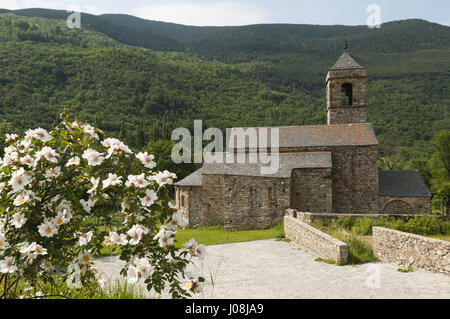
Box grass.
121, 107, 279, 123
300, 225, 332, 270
428, 234, 450, 241
174, 224, 284, 247
397, 267, 414, 273
0, 275, 148, 299
311, 220, 378, 265
314, 257, 338, 265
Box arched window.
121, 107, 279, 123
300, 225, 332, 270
181, 195, 185, 207
341, 83, 353, 106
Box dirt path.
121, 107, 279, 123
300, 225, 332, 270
95, 239, 450, 299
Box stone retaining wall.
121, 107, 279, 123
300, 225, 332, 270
373, 227, 450, 275
284, 212, 348, 264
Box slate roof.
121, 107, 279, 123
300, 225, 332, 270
174, 169, 203, 187
330, 52, 365, 70
175, 152, 332, 186
227, 123, 378, 149
379, 170, 431, 197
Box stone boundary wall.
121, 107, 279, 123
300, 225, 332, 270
373, 227, 450, 275
284, 211, 348, 264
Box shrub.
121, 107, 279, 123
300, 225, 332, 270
0, 113, 206, 299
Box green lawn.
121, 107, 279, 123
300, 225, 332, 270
429, 234, 450, 242
174, 224, 285, 247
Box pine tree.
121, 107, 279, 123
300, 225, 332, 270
94, 114, 102, 129
119, 120, 127, 142
137, 119, 145, 149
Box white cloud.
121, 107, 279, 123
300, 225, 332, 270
1, 0, 21, 10
130, 1, 268, 26
441, 18, 450, 27
21, 0, 65, 10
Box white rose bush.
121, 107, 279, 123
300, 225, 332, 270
0, 112, 205, 299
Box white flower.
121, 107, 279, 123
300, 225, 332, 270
11, 212, 27, 228
125, 173, 148, 188
0, 182, 5, 192
87, 177, 100, 194
133, 257, 153, 280
136, 152, 156, 169
140, 189, 158, 207
102, 173, 122, 189
78, 231, 93, 246
9, 168, 31, 193
0, 257, 18, 274
35, 146, 59, 163
13, 191, 32, 206
20, 155, 35, 167
151, 170, 177, 187
196, 244, 207, 260
80, 198, 96, 213
108, 232, 128, 246
5, 133, 18, 143
183, 238, 207, 260
44, 166, 61, 180
38, 220, 58, 238
101, 138, 132, 159
82, 124, 99, 140
53, 210, 71, 226
20, 242, 47, 260
182, 272, 201, 293
127, 266, 139, 284
66, 156, 80, 167
153, 227, 174, 248
0, 234, 10, 250
169, 210, 189, 230
32, 128, 52, 142
127, 224, 149, 245
82, 149, 104, 166
77, 251, 93, 265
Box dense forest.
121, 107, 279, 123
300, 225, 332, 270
0, 9, 448, 212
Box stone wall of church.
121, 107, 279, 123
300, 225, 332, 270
201, 174, 226, 226
291, 168, 332, 213
223, 175, 291, 230
176, 186, 203, 227
282, 145, 379, 214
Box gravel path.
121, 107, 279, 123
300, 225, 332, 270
95, 239, 450, 299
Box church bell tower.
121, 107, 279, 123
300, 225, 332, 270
326, 44, 367, 125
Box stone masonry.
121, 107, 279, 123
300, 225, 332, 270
373, 227, 450, 275
284, 211, 348, 264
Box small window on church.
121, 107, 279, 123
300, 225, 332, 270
181, 196, 185, 207
268, 187, 273, 202
341, 83, 353, 106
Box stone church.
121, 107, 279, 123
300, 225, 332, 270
174, 51, 431, 230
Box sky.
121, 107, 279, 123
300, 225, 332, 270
1, 0, 449, 27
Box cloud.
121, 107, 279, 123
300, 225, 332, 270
441, 17, 450, 26
1, 0, 21, 10
130, 1, 268, 26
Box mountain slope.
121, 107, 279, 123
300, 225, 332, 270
0, 10, 448, 158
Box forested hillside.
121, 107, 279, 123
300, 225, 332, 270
0, 10, 448, 177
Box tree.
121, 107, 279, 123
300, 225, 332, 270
432, 130, 450, 179
136, 119, 145, 149
119, 120, 127, 143
94, 114, 103, 130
